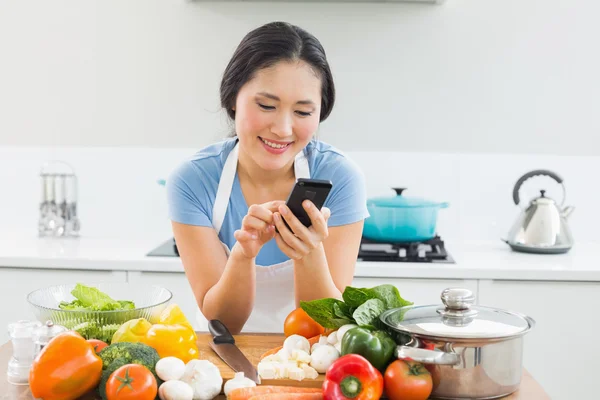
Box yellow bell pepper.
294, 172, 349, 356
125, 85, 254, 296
154, 304, 196, 337
143, 323, 199, 363
111, 317, 199, 363
111, 318, 152, 343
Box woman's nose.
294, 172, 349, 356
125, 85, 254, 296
270, 111, 293, 137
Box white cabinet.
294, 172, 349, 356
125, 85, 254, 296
126, 271, 203, 331
478, 280, 600, 400
0, 267, 126, 343
351, 277, 478, 306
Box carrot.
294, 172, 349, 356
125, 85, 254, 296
228, 386, 322, 400
259, 334, 324, 360
249, 393, 323, 400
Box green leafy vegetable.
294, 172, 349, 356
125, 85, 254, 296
58, 283, 135, 312
300, 284, 413, 334
352, 298, 386, 327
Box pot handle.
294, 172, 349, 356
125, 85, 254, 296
395, 345, 460, 366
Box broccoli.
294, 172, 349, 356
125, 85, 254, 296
97, 342, 162, 400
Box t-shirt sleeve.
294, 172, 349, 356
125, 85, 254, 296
166, 161, 213, 227
324, 157, 370, 227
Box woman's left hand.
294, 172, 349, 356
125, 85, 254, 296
273, 200, 331, 260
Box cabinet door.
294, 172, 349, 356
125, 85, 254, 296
0, 268, 126, 343
126, 271, 203, 331
351, 277, 478, 306
478, 280, 600, 400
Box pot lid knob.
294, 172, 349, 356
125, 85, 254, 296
441, 288, 475, 311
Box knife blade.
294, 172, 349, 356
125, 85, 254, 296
208, 319, 261, 384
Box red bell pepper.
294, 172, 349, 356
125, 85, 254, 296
322, 354, 384, 400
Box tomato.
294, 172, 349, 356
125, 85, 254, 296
87, 339, 108, 353
106, 364, 157, 400
283, 308, 325, 338
383, 359, 433, 400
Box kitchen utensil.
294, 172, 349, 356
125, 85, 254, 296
504, 169, 574, 254
6, 320, 42, 385
380, 287, 535, 399
31, 320, 68, 359
208, 320, 261, 384
363, 188, 449, 243
38, 160, 80, 237
27, 283, 172, 333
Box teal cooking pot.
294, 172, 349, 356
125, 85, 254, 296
363, 188, 449, 243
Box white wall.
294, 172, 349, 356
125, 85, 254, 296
1, 0, 599, 155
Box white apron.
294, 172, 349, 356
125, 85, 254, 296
195, 141, 310, 333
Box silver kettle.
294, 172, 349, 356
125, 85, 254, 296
504, 169, 575, 254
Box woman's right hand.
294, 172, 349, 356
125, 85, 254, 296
233, 200, 285, 259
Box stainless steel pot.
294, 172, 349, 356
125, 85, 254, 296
379, 288, 535, 400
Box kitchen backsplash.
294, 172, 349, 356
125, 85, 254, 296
1, 145, 597, 245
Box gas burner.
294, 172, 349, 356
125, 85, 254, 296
358, 235, 455, 263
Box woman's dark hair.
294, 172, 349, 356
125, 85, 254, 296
220, 21, 335, 123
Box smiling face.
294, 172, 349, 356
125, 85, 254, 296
234, 60, 322, 172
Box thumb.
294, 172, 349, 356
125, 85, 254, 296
322, 207, 331, 222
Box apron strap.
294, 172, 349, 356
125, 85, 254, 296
212, 142, 239, 234
212, 140, 311, 235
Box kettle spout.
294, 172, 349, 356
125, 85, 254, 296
562, 205, 575, 218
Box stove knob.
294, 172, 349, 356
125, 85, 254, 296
418, 249, 426, 259
398, 248, 407, 258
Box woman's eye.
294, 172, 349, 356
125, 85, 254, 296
296, 111, 312, 117
258, 103, 275, 110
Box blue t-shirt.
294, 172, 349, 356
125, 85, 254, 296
166, 137, 369, 265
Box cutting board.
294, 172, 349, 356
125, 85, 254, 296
199, 332, 325, 388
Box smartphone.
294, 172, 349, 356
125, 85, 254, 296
280, 178, 333, 231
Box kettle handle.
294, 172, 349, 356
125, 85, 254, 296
513, 169, 565, 207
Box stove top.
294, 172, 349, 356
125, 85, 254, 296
358, 236, 455, 263
148, 235, 454, 263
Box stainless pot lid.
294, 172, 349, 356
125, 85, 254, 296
379, 288, 534, 340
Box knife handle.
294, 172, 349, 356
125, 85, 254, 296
208, 319, 235, 344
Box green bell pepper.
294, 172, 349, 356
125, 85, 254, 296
340, 326, 396, 372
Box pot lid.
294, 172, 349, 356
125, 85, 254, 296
379, 288, 534, 340
368, 188, 448, 208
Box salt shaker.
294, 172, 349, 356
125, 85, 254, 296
32, 320, 68, 359
7, 320, 42, 385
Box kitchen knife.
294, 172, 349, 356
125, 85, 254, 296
208, 319, 261, 384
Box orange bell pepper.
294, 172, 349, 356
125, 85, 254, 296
29, 330, 103, 400
143, 323, 199, 363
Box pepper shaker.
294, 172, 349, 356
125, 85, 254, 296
32, 320, 68, 359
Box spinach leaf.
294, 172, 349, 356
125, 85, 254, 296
370, 284, 413, 308
342, 286, 375, 308
300, 298, 350, 329
352, 298, 386, 327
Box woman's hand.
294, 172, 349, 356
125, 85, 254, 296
233, 201, 284, 259
273, 200, 331, 260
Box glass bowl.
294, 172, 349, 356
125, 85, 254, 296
26, 283, 173, 342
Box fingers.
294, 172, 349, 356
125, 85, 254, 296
247, 204, 275, 224
303, 201, 329, 240
273, 212, 310, 256
273, 231, 302, 260
234, 229, 255, 242
242, 214, 269, 232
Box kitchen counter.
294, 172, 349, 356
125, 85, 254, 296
0, 234, 599, 282
0, 333, 550, 400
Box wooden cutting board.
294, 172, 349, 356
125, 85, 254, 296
199, 332, 324, 388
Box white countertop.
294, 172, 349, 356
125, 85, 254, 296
1, 234, 599, 282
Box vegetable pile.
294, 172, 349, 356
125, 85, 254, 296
260, 284, 435, 400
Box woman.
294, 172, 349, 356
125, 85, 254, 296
166, 21, 369, 334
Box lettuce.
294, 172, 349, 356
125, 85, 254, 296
59, 283, 135, 311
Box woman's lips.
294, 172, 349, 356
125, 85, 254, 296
258, 137, 293, 155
